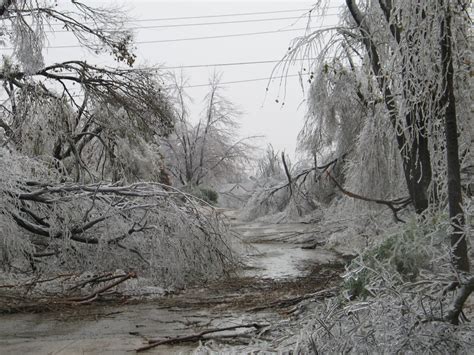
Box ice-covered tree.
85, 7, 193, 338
0, 2, 236, 287
281, 0, 471, 270
0, 1, 175, 183
162, 74, 252, 187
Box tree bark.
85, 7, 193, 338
346, 0, 433, 214
0, 0, 12, 16
440, 1, 469, 272
281, 152, 293, 196
401, 112, 432, 214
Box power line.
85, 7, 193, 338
0, 26, 339, 50
129, 8, 311, 22
37, 59, 316, 75
183, 74, 302, 88
134, 13, 338, 29
48, 74, 306, 96
129, 26, 336, 45
47, 13, 339, 33
45, 7, 342, 25
36, 56, 316, 73
157, 58, 317, 70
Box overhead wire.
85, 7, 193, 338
0, 6, 341, 108
135, 26, 334, 44
140, 9, 308, 21
0, 25, 339, 50
157, 58, 316, 70
47, 14, 339, 32
182, 74, 302, 88
55, 74, 306, 97
0, 4, 342, 49
0, 6, 339, 87
43, 6, 343, 25
38, 58, 316, 75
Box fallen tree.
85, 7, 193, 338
0, 148, 237, 291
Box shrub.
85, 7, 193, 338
200, 187, 219, 205
182, 185, 219, 205
343, 217, 444, 299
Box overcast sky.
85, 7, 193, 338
40, 1, 344, 158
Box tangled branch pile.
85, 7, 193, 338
0, 148, 236, 295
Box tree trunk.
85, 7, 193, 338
401, 129, 432, 214
440, 1, 469, 272
345, 0, 433, 214
400, 103, 434, 214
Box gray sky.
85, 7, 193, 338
42, 0, 344, 158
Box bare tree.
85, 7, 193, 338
162, 74, 253, 187
256, 144, 284, 179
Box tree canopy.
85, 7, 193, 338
276, 0, 471, 270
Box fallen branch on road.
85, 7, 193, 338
66, 272, 136, 303
247, 287, 338, 312
136, 323, 267, 352
0, 272, 136, 313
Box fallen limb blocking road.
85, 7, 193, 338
1, 179, 235, 290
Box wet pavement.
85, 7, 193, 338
0, 211, 343, 354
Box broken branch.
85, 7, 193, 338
326, 171, 411, 222
66, 272, 136, 303
444, 276, 474, 325
136, 323, 266, 352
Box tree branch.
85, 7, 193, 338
326, 171, 411, 222
444, 277, 474, 325
137, 323, 266, 352
281, 152, 293, 196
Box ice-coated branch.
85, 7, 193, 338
444, 276, 474, 325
